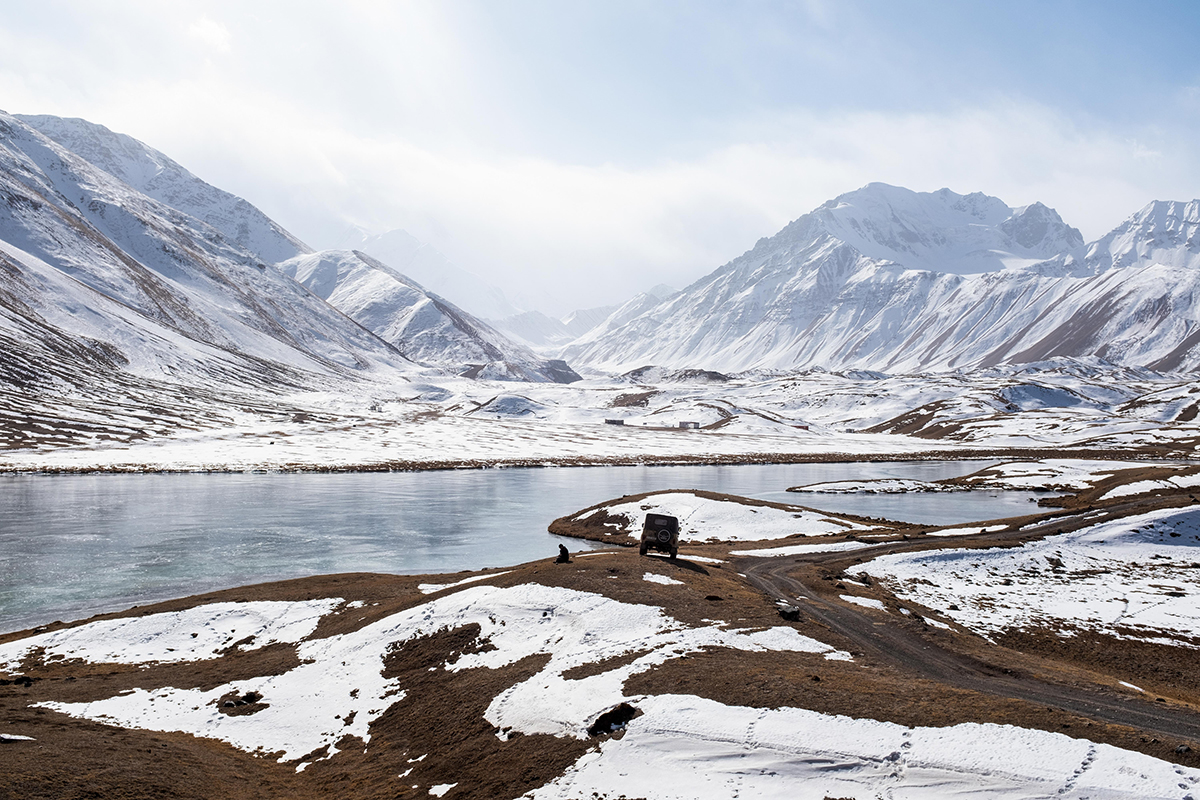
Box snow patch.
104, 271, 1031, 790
863, 507, 1200, 645
840, 595, 887, 611
586, 491, 871, 543
642, 573, 683, 586
527, 694, 1197, 799
0, 599, 342, 669
418, 572, 512, 595
732, 540, 872, 557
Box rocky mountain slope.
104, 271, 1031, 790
0, 110, 439, 446
565, 184, 1200, 374
0, 111, 410, 377
18, 114, 311, 265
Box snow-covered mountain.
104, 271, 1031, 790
17, 114, 310, 265
562, 303, 621, 337
0, 111, 579, 416
806, 183, 1084, 273
1079, 199, 1200, 275
279, 250, 580, 383
0, 110, 434, 446
487, 303, 619, 349
348, 228, 521, 320
565, 284, 678, 353
0, 111, 407, 377
565, 185, 1200, 374
488, 310, 574, 348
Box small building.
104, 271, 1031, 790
604, 418, 625, 425
678, 421, 701, 429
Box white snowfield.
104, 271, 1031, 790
582, 490, 873, 543
528, 694, 1200, 800
0, 389, 942, 472
862, 507, 1200, 646
0, 599, 342, 670
32, 584, 847, 766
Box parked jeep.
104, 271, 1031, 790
639, 513, 679, 559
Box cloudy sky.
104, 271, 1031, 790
3, 1, 1199, 314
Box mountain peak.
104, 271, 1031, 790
1080, 197, 1200, 274
808, 183, 1080, 274
566, 184, 1200, 374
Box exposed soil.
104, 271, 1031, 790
3, 484, 1200, 798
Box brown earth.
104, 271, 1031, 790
3, 483, 1200, 798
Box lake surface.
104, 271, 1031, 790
0, 461, 1051, 633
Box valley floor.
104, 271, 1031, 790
4, 362, 1200, 473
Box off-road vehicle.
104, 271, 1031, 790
639, 513, 679, 559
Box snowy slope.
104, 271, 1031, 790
0, 111, 439, 453
4, 578, 1196, 798
350, 228, 520, 320
489, 309, 573, 347
18, 114, 310, 265
1081, 199, 1200, 274
487, 305, 618, 349
565, 285, 680, 353
0, 112, 415, 376
566, 184, 1200, 374
279, 249, 581, 383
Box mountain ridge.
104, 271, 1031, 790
279, 249, 580, 383
564, 184, 1200, 374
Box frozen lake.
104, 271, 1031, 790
0, 461, 1051, 633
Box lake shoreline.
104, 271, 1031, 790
0, 445, 1183, 475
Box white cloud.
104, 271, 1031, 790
1, 3, 1198, 313
187, 17, 233, 54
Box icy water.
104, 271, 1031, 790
0, 461, 1051, 633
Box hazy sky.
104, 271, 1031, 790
3, 0, 1200, 313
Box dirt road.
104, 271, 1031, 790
734, 496, 1200, 745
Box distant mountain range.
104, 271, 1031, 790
565, 184, 1200, 373
4, 107, 1199, 425
279, 249, 578, 383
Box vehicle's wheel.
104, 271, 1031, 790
639, 542, 648, 556
669, 548, 678, 560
